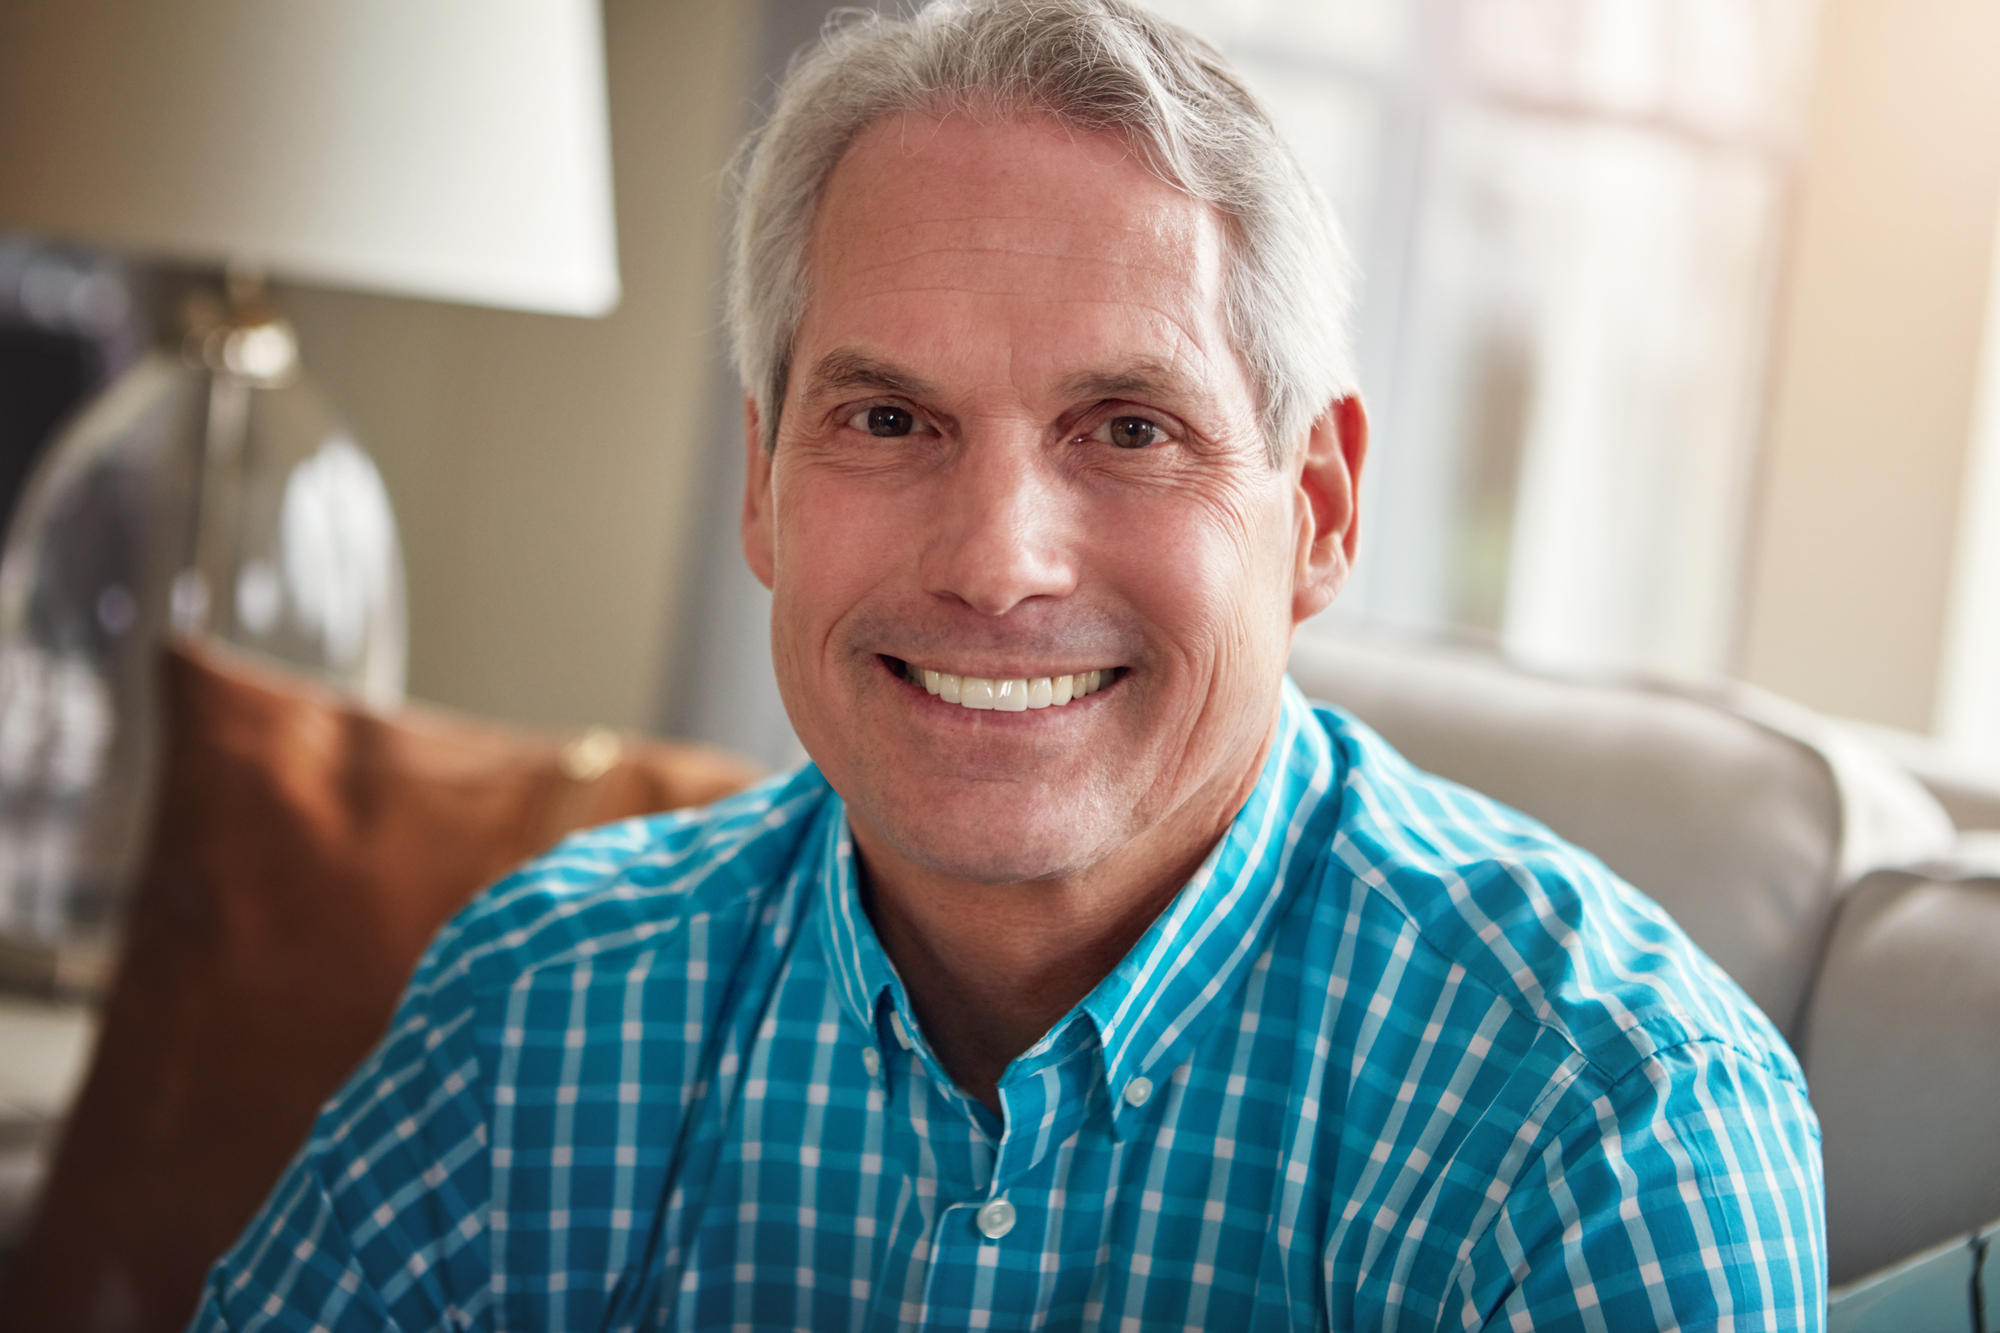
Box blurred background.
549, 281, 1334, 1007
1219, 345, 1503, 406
4, 0, 2000, 1314
3, 0, 1999, 771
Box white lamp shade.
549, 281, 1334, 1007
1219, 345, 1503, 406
0, 0, 619, 317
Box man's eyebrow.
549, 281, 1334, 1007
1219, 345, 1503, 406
801, 349, 938, 404
1058, 359, 1209, 405
801, 351, 1214, 411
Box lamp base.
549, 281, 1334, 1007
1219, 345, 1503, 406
0, 284, 408, 982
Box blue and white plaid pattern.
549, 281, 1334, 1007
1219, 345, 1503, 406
194, 681, 1824, 1331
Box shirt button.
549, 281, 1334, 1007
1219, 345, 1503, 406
975, 1198, 1016, 1239
861, 1047, 881, 1077
1124, 1076, 1153, 1107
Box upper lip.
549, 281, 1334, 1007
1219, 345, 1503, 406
886, 654, 1112, 678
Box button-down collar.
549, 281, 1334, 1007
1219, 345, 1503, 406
814, 681, 1342, 1142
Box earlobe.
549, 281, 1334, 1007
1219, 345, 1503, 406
1291, 395, 1368, 625
741, 397, 777, 590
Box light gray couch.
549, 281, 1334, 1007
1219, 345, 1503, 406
1289, 629, 2000, 1290
2, 630, 1991, 1301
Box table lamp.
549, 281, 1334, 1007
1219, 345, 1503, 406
0, 0, 620, 989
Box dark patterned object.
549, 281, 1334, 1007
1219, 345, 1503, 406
0, 240, 141, 535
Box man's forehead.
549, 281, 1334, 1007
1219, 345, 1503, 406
829, 212, 1207, 288
811, 111, 1226, 295
794, 111, 1245, 410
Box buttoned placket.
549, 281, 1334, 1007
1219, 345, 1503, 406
900, 1010, 1111, 1329
811, 703, 1325, 1326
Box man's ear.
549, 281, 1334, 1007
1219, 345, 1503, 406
1291, 395, 1367, 625
741, 397, 776, 590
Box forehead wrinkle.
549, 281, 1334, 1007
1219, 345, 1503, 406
837, 287, 1211, 320
815, 295, 1223, 406
839, 247, 1195, 287
858, 210, 1204, 255
826, 204, 1212, 276
864, 206, 1174, 235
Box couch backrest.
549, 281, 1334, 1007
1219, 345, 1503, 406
1287, 632, 1953, 1042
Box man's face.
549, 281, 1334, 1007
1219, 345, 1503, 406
744, 111, 1360, 893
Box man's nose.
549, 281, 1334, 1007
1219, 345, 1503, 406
919, 434, 1077, 617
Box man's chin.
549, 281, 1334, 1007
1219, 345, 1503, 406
856, 803, 1121, 890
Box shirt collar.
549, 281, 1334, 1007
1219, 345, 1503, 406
813, 679, 1344, 1136
813, 812, 977, 1115
814, 806, 904, 1045
1078, 679, 1341, 1133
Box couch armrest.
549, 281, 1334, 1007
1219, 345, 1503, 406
1803, 846, 2000, 1284
1837, 720, 2000, 833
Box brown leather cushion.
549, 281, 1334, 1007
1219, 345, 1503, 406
2, 641, 761, 1333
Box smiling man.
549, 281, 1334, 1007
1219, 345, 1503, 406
741, 105, 1356, 1117
195, 2, 1823, 1329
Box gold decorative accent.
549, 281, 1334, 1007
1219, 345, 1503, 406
558, 726, 622, 783
179, 273, 301, 389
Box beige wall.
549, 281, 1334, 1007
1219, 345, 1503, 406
1740, 0, 2000, 731
276, 0, 755, 731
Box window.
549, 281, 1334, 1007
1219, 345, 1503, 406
1151, 0, 1820, 679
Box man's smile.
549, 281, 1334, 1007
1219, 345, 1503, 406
882, 655, 1118, 711
745, 107, 1308, 893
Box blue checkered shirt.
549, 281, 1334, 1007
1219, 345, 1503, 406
193, 681, 1824, 1331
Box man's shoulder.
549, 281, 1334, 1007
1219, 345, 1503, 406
415, 763, 836, 999
1305, 702, 1801, 1088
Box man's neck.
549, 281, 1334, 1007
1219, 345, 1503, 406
859, 850, 1203, 1113
849, 766, 1269, 1114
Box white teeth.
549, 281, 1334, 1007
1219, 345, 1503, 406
905, 662, 1111, 712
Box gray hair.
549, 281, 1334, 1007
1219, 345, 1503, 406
726, 0, 1357, 463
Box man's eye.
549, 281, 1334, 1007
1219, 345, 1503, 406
1102, 416, 1165, 450
852, 405, 917, 437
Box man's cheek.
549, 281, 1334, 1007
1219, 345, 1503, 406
774, 505, 869, 594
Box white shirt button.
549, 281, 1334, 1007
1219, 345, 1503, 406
890, 1012, 913, 1049
861, 1047, 881, 1077
975, 1198, 1017, 1239
1124, 1076, 1153, 1107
